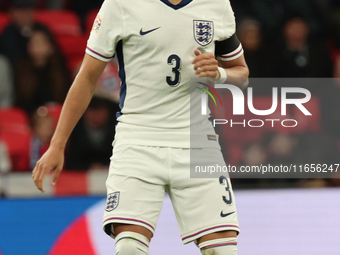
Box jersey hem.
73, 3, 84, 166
113, 134, 221, 149
113, 122, 221, 149
85, 47, 113, 62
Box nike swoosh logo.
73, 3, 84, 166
140, 27, 161, 36
220, 211, 235, 218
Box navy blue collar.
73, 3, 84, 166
159, 0, 193, 10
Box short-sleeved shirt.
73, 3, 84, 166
86, 0, 243, 148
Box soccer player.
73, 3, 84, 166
33, 0, 249, 254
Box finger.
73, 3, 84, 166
195, 57, 218, 66
194, 49, 202, 57
194, 58, 218, 70
32, 165, 37, 178
51, 165, 62, 186
192, 53, 216, 64
196, 65, 218, 75
35, 165, 50, 192
192, 50, 201, 64
32, 160, 42, 177
34, 172, 44, 192
33, 168, 44, 192
198, 70, 218, 78
32, 161, 41, 184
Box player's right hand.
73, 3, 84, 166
192, 49, 220, 79
32, 146, 64, 193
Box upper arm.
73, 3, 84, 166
77, 53, 108, 85
79, 0, 124, 85
214, 1, 248, 71
215, 32, 248, 74
215, 32, 245, 68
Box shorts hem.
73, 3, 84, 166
103, 216, 156, 239
181, 222, 240, 244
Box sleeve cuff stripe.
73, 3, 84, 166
219, 45, 243, 59
86, 46, 113, 60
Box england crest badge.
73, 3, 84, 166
194, 20, 214, 46
105, 192, 120, 212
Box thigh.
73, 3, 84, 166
169, 147, 240, 244
103, 144, 167, 239
114, 224, 153, 241
196, 230, 238, 244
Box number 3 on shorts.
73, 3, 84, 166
219, 175, 233, 205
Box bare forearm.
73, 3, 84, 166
224, 65, 249, 79
192, 50, 249, 89
217, 55, 249, 90
50, 75, 96, 150
224, 65, 249, 90
32, 54, 106, 192
49, 54, 107, 150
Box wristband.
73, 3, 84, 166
214, 67, 227, 84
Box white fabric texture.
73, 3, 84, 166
115, 231, 149, 255
199, 237, 238, 255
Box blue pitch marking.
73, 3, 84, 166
0, 196, 104, 255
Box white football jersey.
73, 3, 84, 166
86, 0, 243, 148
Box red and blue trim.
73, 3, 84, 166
219, 47, 243, 60
182, 225, 239, 242
201, 242, 237, 251
86, 46, 113, 60
103, 217, 155, 231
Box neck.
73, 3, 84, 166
168, 0, 182, 5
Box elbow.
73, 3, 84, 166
244, 65, 250, 79
240, 65, 249, 90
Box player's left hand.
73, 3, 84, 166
192, 49, 220, 79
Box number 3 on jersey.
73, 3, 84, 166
167, 54, 181, 86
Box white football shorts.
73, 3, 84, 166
103, 144, 239, 244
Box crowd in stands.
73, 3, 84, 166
228, 0, 340, 188
0, 0, 119, 175
0, 0, 339, 189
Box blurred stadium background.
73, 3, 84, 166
0, 0, 339, 254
